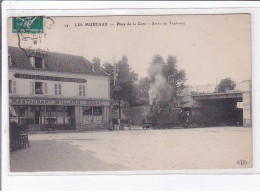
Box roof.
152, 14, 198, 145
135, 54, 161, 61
192, 91, 243, 101
8, 46, 108, 76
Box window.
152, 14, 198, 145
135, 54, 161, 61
18, 106, 27, 117
46, 105, 57, 118
54, 83, 62, 96
79, 84, 86, 96
237, 102, 243, 109
35, 82, 43, 94
8, 54, 12, 65
9, 80, 16, 94
83, 107, 92, 115
93, 107, 102, 116
32, 82, 47, 95
35, 57, 43, 69
9, 80, 12, 93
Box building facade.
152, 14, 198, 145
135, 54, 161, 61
9, 47, 111, 131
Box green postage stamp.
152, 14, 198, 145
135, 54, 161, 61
12, 16, 43, 33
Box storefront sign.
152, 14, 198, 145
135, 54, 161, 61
11, 98, 52, 105
14, 73, 87, 83
10, 98, 110, 106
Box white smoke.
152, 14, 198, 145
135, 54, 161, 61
148, 62, 171, 105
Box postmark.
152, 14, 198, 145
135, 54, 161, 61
12, 16, 55, 58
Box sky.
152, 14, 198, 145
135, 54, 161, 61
8, 14, 251, 86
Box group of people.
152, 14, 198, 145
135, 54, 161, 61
108, 118, 125, 130
10, 120, 30, 151
9, 106, 30, 151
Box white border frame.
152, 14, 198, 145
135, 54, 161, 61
2, 1, 260, 190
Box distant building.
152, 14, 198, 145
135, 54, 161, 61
178, 80, 252, 127
9, 47, 111, 130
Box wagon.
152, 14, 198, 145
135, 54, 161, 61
142, 122, 153, 129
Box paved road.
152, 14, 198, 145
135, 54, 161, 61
10, 127, 252, 172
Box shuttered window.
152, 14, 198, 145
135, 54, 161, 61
54, 83, 62, 96
31, 82, 35, 94
79, 84, 86, 96
9, 80, 16, 94
44, 83, 48, 95
13, 81, 16, 93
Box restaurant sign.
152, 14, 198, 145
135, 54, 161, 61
10, 98, 110, 106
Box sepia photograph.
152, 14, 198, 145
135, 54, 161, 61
7, 14, 252, 172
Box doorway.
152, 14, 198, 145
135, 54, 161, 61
67, 106, 75, 127
35, 110, 40, 124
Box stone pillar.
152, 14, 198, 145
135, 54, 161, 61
103, 106, 110, 123
243, 91, 252, 127
75, 106, 83, 130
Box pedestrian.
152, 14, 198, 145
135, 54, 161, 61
10, 120, 19, 151
109, 119, 114, 131
185, 111, 190, 127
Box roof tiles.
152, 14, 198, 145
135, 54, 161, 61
8, 46, 107, 76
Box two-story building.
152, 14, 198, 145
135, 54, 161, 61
9, 46, 110, 131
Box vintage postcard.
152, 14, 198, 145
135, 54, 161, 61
7, 14, 252, 172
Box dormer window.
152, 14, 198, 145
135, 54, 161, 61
30, 56, 44, 69
35, 57, 43, 68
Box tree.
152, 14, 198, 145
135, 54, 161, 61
217, 78, 236, 93
163, 56, 186, 104
103, 56, 139, 119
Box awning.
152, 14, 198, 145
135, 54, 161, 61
9, 105, 17, 117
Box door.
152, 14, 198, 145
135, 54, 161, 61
93, 107, 103, 124
67, 106, 75, 126
82, 106, 103, 124
35, 110, 40, 124
83, 106, 93, 124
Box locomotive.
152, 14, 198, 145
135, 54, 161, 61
142, 100, 183, 129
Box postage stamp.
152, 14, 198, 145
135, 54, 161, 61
12, 16, 43, 33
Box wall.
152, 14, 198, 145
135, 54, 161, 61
238, 80, 252, 126
9, 68, 110, 100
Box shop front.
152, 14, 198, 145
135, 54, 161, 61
10, 97, 110, 131
82, 106, 103, 124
